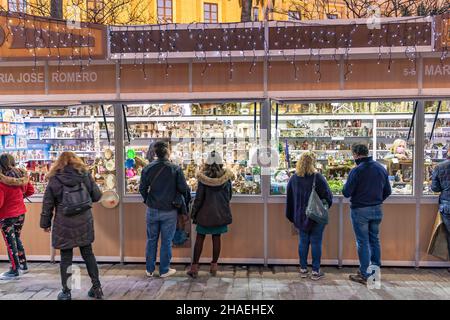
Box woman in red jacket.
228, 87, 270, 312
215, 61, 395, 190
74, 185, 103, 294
0, 154, 34, 280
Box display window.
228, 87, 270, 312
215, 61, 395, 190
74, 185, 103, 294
122, 102, 262, 195
0, 106, 116, 194
424, 101, 450, 195
270, 101, 415, 196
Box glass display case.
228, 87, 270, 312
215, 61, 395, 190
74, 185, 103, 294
0, 106, 116, 194
1, 101, 443, 198
270, 101, 415, 196
122, 102, 262, 195
423, 101, 450, 195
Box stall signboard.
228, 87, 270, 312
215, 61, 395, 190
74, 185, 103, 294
48, 65, 116, 94
0, 12, 106, 61
0, 66, 45, 94
120, 64, 190, 93
192, 62, 264, 92
423, 58, 450, 89
268, 61, 341, 91
0, 58, 449, 97
346, 59, 418, 90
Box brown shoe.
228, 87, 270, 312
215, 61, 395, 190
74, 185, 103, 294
187, 264, 199, 279
349, 273, 367, 285
210, 263, 218, 276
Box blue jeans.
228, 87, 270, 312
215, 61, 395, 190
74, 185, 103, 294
146, 208, 178, 275
351, 205, 383, 279
298, 223, 325, 272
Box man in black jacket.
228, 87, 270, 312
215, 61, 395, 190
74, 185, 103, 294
139, 141, 189, 278
431, 152, 450, 273
343, 143, 392, 285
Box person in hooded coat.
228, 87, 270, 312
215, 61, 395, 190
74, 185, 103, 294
187, 151, 234, 278
0, 154, 34, 280
40, 152, 103, 300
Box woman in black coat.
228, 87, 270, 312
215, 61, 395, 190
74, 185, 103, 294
40, 152, 103, 300
187, 151, 234, 278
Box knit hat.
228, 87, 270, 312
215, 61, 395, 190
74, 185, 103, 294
205, 151, 223, 165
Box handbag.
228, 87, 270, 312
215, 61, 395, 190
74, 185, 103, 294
173, 170, 190, 215
173, 192, 188, 214
305, 174, 329, 225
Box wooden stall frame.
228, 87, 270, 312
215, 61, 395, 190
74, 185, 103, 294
0, 98, 448, 267
0, 69, 448, 266
0, 14, 449, 267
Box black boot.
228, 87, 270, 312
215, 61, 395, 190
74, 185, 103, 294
57, 289, 71, 300
88, 286, 104, 300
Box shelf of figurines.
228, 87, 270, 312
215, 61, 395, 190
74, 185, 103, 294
127, 116, 257, 122
270, 177, 414, 196
125, 167, 262, 196
273, 113, 450, 121
22, 117, 115, 123
15, 113, 450, 124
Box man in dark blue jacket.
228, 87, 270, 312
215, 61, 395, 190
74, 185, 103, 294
343, 143, 392, 285
431, 154, 450, 272
139, 141, 189, 278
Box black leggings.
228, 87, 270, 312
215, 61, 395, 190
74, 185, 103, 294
192, 234, 221, 264
60, 244, 101, 292
0, 214, 27, 272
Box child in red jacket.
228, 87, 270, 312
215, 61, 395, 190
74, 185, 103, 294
0, 154, 34, 280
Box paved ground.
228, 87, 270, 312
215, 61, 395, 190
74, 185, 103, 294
0, 263, 448, 300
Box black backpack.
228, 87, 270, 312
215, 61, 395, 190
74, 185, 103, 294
57, 177, 92, 216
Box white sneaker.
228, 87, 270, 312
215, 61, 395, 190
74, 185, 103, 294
145, 271, 154, 277
311, 270, 325, 281
160, 268, 176, 278
299, 268, 309, 278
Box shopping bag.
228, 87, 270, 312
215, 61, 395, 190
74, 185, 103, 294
427, 212, 450, 261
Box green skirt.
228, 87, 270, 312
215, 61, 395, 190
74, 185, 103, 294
196, 224, 228, 235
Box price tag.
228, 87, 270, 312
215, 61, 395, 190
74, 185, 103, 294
392, 158, 399, 164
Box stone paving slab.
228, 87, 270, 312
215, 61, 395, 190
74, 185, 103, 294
0, 263, 448, 300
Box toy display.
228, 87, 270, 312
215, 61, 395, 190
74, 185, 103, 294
0, 106, 115, 194
2, 101, 447, 198
123, 103, 261, 195
271, 101, 417, 195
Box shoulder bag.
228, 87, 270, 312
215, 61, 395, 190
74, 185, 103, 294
145, 164, 167, 199
305, 174, 329, 225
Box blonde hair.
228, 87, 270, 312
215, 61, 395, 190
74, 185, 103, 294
47, 151, 88, 178
390, 139, 406, 153
296, 152, 316, 177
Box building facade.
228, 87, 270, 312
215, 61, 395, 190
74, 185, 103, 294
0, 0, 349, 24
